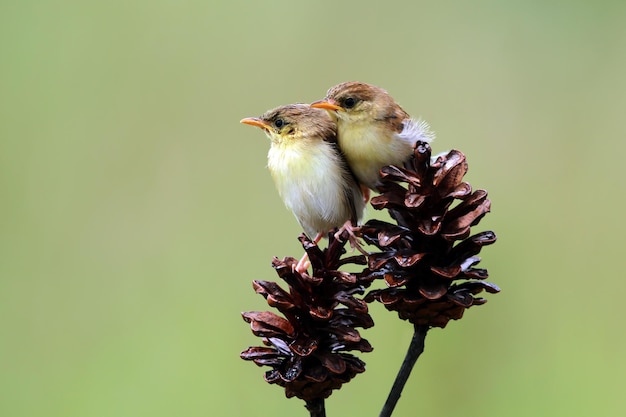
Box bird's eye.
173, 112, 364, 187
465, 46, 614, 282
274, 118, 285, 128
343, 97, 356, 109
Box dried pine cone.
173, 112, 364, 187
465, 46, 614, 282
241, 232, 375, 401
362, 142, 500, 327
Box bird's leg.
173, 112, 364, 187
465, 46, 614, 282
295, 232, 324, 274
361, 184, 371, 205
334, 221, 368, 256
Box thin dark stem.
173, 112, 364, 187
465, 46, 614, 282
305, 398, 326, 417
379, 324, 429, 417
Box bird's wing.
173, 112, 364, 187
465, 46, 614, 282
327, 140, 365, 225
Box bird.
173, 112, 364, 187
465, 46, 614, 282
310, 81, 435, 193
240, 104, 366, 272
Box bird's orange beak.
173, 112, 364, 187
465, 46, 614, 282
240, 117, 270, 131
310, 99, 343, 112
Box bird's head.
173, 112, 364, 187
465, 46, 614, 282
240, 104, 336, 145
310, 81, 398, 125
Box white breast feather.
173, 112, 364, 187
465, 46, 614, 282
267, 140, 355, 236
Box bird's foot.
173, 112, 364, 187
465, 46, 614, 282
293, 232, 324, 274
295, 254, 311, 274
334, 221, 368, 256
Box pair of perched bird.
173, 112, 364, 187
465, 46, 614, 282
240, 82, 434, 271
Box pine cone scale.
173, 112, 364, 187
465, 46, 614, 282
362, 143, 499, 327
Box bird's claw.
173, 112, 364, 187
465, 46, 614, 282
334, 222, 369, 256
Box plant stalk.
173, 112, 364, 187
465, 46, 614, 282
379, 324, 429, 417
306, 398, 326, 417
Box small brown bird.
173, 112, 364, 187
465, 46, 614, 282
240, 104, 365, 271
311, 81, 434, 192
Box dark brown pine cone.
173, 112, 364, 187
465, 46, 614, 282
241, 232, 375, 401
362, 142, 500, 328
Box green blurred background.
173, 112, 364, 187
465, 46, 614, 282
1, 0, 625, 416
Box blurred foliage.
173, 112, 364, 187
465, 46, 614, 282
1, 0, 625, 416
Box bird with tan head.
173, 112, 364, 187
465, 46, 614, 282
311, 82, 434, 194
240, 104, 365, 272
